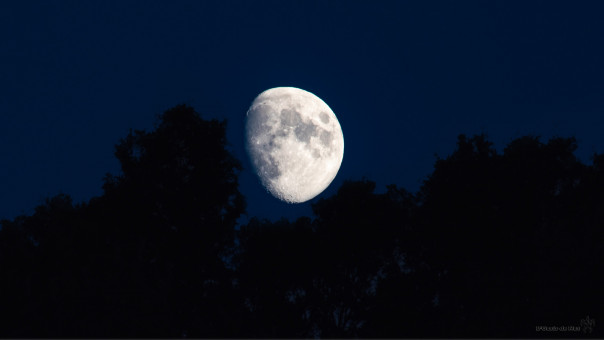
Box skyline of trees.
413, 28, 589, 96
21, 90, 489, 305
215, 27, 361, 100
0, 105, 602, 338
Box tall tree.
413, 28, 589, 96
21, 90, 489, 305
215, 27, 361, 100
415, 134, 601, 337
0, 105, 246, 338
99, 104, 246, 337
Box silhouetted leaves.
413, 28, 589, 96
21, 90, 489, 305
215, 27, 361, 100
1, 110, 603, 338
1, 105, 246, 337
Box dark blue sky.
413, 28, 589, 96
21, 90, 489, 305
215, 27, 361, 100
2, 0, 603, 223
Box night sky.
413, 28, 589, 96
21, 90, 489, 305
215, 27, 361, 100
2, 0, 604, 223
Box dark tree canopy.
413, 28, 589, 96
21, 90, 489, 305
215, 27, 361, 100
0, 105, 246, 337
1, 105, 603, 338
416, 134, 603, 337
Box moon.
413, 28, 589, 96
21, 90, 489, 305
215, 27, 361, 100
245, 87, 344, 203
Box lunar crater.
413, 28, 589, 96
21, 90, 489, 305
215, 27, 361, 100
319, 112, 330, 124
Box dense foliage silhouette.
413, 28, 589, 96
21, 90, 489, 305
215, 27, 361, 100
1, 106, 602, 338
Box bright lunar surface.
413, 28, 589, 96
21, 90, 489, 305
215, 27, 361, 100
245, 87, 344, 203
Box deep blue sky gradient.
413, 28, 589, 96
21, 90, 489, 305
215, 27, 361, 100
2, 0, 604, 222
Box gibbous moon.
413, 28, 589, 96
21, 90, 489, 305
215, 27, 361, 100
245, 87, 344, 203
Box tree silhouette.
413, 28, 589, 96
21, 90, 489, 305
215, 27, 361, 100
1, 109, 603, 338
307, 180, 413, 338
97, 104, 247, 337
235, 216, 316, 337
416, 134, 602, 337
0, 105, 246, 337
235, 180, 421, 338
0, 214, 37, 337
